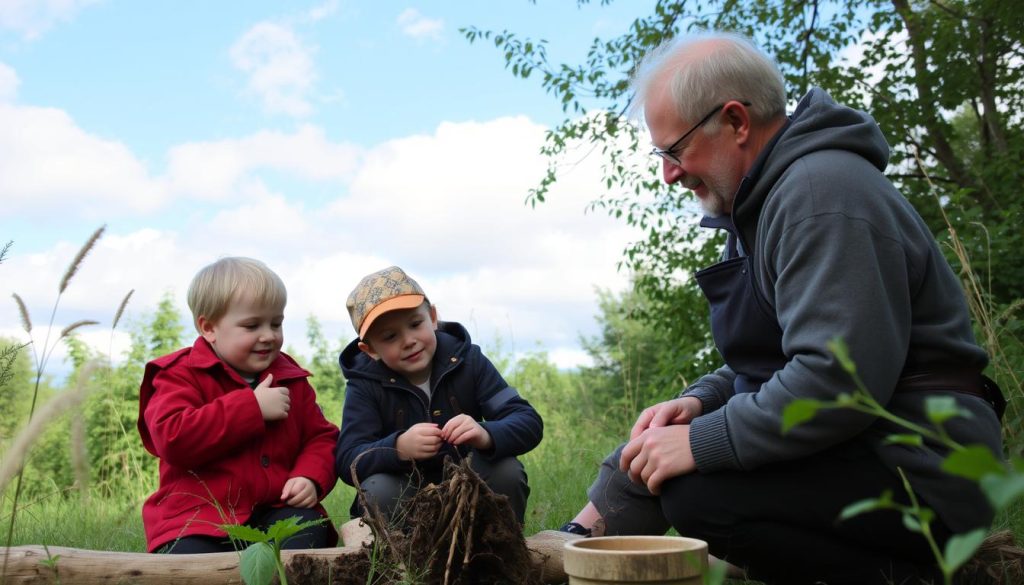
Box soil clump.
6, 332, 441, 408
286, 456, 543, 585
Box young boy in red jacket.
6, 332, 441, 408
138, 257, 340, 554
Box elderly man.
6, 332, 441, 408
560, 32, 1004, 585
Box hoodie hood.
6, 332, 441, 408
732, 88, 891, 249
339, 320, 471, 384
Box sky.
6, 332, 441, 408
0, 0, 663, 379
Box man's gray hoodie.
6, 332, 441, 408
683, 88, 1003, 533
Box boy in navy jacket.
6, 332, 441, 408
335, 266, 543, 524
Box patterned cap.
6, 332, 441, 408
347, 266, 427, 339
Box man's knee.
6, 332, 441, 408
588, 444, 671, 535
658, 473, 729, 536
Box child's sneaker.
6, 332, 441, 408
558, 521, 592, 537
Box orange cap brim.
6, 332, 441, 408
359, 294, 426, 339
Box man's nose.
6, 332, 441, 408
662, 158, 683, 184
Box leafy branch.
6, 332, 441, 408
782, 338, 1022, 584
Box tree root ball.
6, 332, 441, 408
290, 456, 544, 584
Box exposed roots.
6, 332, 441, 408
403, 458, 541, 585
290, 455, 541, 585
957, 530, 1024, 585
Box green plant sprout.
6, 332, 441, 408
220, 516, 326, 585
38, 544, 61, 585
782, 338, 1024, 585
702, 559, 726, 585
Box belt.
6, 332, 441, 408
894, 368, 1006, 420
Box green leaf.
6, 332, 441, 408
838, 496, 889, 521
265, 516, 304, 542
1011, 455, 1024, 473
980, 470, 1024, 509
943, 528, 987, 572
826, 337, 856, 374
239, 542, 276, 585
221, 524, 270, 544
834, 393, 856, 407
925, 395, 971, 426
702, 559, 728, 585
901, 512, 922, 533
941, 445, 1005, 481
266, 516, 326, 545
781, 399, 822, 434
883, 434, 924, 447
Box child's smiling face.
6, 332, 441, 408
199, 293, 284, 377
359, 302, 438, 385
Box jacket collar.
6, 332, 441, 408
339, 321, 471, 385
187, 336, 309, 384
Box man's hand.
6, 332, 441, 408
619, 424, 696, 495
254, 374, 291, 421
396, 422, 443, 461
440, 414, 493, 451
281, 476, 318, 508
629, 396, 703, 440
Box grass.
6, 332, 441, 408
4, 491, 145, 551
0, 432, 623, 551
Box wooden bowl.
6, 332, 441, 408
563, 535, 708, 584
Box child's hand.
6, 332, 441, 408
281, 476, 317, 508
395, 422, 443, 461
440, 414, 493, 451
254, 374, 291, 421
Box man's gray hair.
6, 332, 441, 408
627, 32, 787, 129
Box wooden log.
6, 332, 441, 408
0, 529, 579, 584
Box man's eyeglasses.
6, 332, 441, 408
650, 101, 751, 166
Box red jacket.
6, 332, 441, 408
138, 337, 339, 552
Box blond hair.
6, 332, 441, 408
186, 257, 287, 331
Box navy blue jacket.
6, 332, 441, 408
335, 321, 543, 487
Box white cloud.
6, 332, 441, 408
0, 61, 18, 101
0, 0, 99, 40
230, 22, 318, 117
0, 103, 165, 218
396, 8, 443, 41
325, 114, 642, 355
164, 125, 362, 200
303, 0, 339, 23
0, 99, 363, 217
1, 114, 647, 379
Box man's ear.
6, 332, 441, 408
358, 340, 379, 360
724, 100, 751, 145
197, 316, 217, 344
429, 305, 438, 330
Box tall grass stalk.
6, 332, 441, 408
2, 226, 105, 581
70, 415, 88, 500
0, 363, 97, 578
99, 289, 142, 501
0, 363, 96, 496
